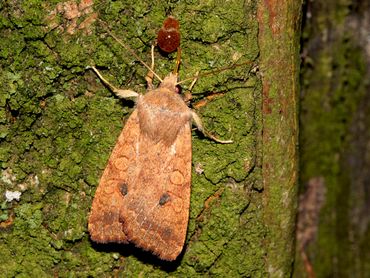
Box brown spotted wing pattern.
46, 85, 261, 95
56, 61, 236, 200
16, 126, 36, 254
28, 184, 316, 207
88, 77, 192, 261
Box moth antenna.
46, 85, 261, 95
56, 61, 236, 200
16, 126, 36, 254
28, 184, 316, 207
99, 20, 163, 83
177, 60, 256, 86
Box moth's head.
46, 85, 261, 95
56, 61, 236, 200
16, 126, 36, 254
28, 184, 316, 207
159, 72, 178, 91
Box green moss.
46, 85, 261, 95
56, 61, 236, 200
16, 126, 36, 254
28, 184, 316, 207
0, 0, 264, 276
0, 31, 25, 59
298, 5, 368, 275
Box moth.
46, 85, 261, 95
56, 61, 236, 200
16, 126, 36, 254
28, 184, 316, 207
88, 28, 231, 261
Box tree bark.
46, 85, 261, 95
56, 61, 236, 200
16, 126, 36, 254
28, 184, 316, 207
0, 0, 301, 276
295, 0, 370, 277
258, 0, 302, 276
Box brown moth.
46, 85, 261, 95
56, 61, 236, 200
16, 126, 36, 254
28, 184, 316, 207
88, 29, 231, 261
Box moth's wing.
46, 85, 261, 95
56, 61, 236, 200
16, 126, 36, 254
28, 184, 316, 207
88, 110, 142, 243
120, 121, 192, 261
88, 107, 192, 261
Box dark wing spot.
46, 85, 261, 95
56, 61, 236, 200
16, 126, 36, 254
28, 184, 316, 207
162, 227, 172, 238
159, 192, 171, 206
119, 183, 128, 196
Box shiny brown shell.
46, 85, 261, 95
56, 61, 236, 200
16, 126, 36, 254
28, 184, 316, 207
157, 16, 180, 53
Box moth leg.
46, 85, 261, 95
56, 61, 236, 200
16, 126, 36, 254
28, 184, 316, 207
145, 45, 155, 90
191, 111, 233, 144
186, 72, 232, 143
183, 71, 199, 104
188, 71, 199, 91
90, 66, 139, 99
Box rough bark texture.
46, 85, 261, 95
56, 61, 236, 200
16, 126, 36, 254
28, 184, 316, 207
0, 0, 300, 276
295, 0, 370, 277
257, 0, 302, 276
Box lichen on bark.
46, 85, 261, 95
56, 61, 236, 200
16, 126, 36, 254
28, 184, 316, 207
0, 0, 298, 276
295, 0, 370, 277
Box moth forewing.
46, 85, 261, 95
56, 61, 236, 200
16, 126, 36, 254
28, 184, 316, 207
88, 72, 193, 260
88, 27, 233, 261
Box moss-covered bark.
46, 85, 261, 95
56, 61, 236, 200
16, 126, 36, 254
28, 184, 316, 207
257, 1, 302, 276
295, 0, 370, 277
0, 0, 300, 276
